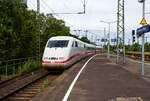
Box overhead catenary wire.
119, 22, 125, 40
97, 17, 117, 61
27, 0, 89, 29
81, 0, 88, 6
27, 0, 92, 39
28, 0, 37, 9
40, 2, 50, 13
41, 0, 87, 14
42, 0, 57, 15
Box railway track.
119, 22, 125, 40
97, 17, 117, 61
126, 52, 150, 61
1, 72, 60, 101
0, 55, 95, 101
0, 69, 45, 88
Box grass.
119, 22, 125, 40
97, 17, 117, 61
17, 61, 42, 75
0, 74, 17, 81
128, 55, 150, 63
40, 80, 51, 91
126, 51, 150, 55
132, 58, 150, 63
0, 60, 42, 81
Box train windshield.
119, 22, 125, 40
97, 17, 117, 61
47, 40, 69, 48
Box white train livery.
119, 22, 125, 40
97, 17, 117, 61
42, 36, 96, 70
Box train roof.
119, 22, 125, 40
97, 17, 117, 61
49, 36, 96, 47
49, 36, 74, 40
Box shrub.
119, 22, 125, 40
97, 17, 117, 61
17, 61, 41, 75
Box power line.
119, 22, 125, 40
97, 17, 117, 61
28, 0, 89, 36
42, 0, 56, 14
28, 0, 36, 9
41, 0, 86, 14
40, 2, 50, 13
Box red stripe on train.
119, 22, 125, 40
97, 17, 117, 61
42, 51, 92, 64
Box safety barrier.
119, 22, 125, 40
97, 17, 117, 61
0, 56, 38, 81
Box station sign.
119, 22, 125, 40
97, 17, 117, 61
111, 39, 116, 42
136, 24, 150, 35
101, 38, 107, 42
97, 39, 100, 41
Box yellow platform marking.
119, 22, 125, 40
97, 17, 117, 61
112, 97, 144, 101
106, 62, 117, 65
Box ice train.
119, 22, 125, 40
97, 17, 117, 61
42, 36, 96, 70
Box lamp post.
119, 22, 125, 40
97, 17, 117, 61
104, 28, 106, 52
138, 0, 145, 75
100, 21, 116, 59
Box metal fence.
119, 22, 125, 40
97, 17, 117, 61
0, 56, 37, 81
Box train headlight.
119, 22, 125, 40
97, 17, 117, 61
44, 57, 49, 60
59, 57, 64, 60
51, 57, 58, 60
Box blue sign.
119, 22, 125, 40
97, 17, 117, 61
136, 24, 150, 35
101, 38, 107, 42
111, 39, 116, 42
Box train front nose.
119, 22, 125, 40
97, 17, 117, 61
42, 62, 65, 70
42, 56, 67, 70
42, 40, 69, 70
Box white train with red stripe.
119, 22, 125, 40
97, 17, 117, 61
42, 36, 96, 70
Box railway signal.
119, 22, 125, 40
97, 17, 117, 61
132, 30, 135, 43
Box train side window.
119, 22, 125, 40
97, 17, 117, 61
84, 44, 86, 48
75, 41, 78, 47
72, 41, 74, 47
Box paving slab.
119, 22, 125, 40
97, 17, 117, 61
68, 55, 150, 101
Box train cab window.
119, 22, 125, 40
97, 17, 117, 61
47, 40, 69, 48
75, 41, 78, 47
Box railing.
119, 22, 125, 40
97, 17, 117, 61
0, 56, 38, 81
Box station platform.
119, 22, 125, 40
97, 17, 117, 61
32, 54, 150, 101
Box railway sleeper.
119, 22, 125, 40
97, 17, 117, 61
27, 87, 41, 89
3, 99, 27, 101
13, 93, 35, 97
7, 96, 31, 100
18, 91, 37, 94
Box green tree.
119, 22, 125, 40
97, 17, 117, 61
80, 37, 91, 44
131, 43, 139, 51
40, 14, 70, 55
145, 42, 150, 52
0, 0, 37, 60
0, 0, 95, 62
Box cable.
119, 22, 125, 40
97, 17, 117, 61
28, 0, 36, 10
81, 0, 88, 5
28, 2, 35, 9
42, 0, 56, 14
41, 2, 50, 13
28, 0, 89, 35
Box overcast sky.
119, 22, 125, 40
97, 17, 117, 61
27, 0, 150, 45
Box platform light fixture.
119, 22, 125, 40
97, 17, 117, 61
100, 20, 117, 59
138, 0, 144, 3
